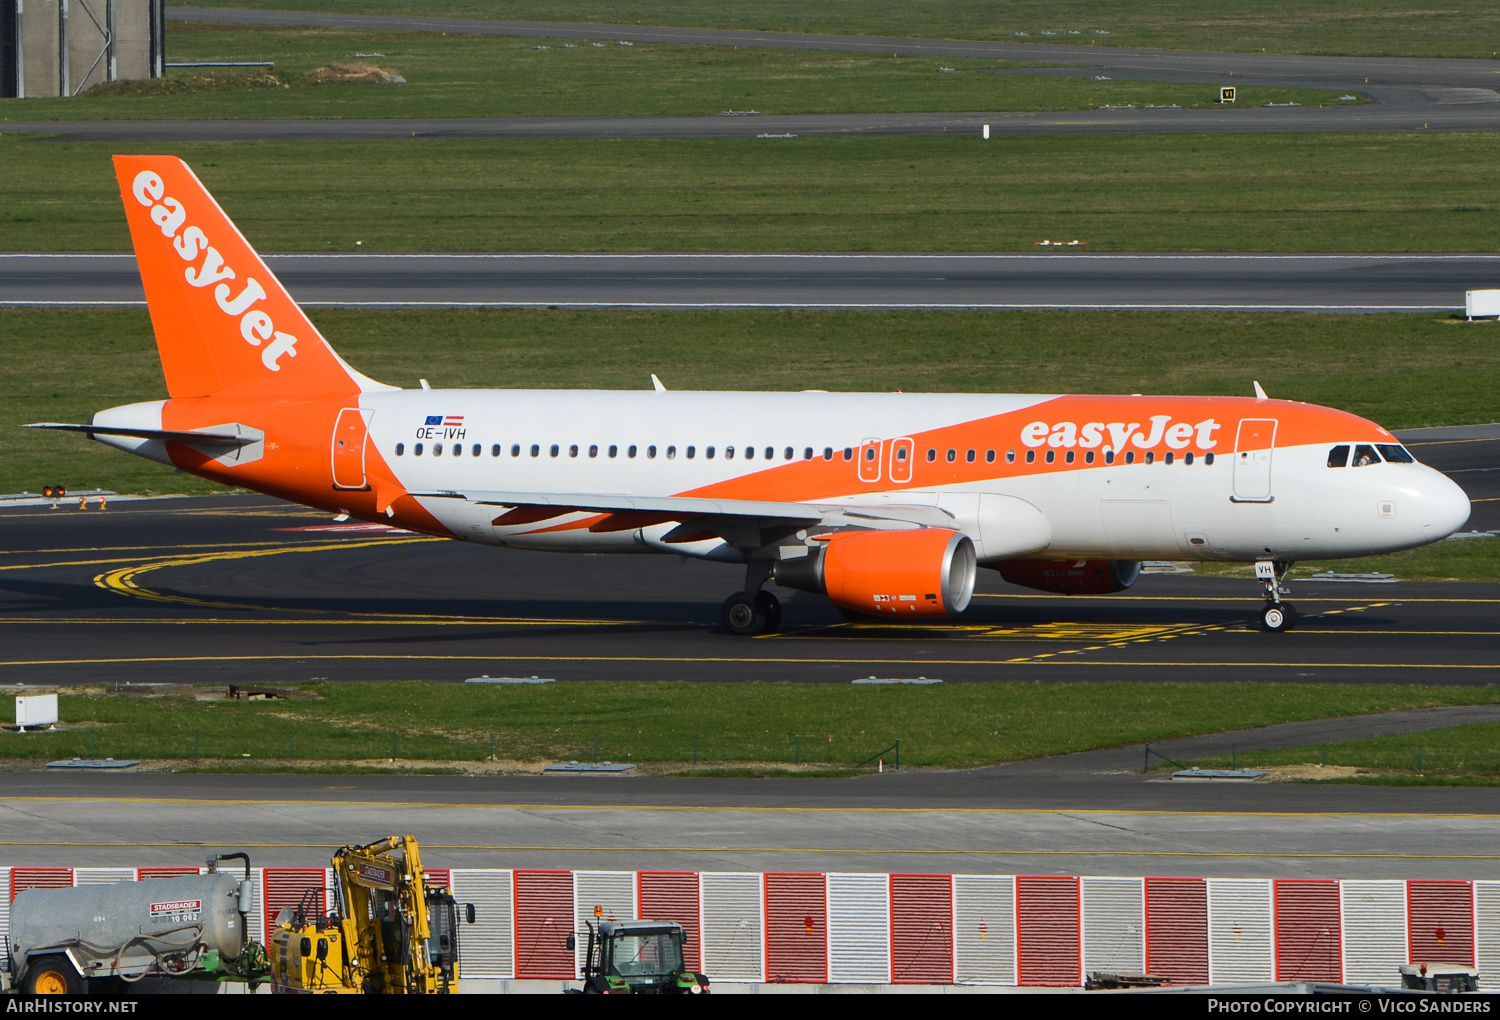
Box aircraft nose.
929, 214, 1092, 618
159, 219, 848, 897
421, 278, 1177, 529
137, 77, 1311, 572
1421, 467, 1471, 539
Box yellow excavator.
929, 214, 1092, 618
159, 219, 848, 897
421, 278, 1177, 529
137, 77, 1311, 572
269, 836, 474, 994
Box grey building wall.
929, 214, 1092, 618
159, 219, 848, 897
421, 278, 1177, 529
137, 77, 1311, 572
3, 0, 161, 98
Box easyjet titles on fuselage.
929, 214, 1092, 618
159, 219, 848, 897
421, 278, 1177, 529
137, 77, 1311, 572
1020, 415, 1221, 452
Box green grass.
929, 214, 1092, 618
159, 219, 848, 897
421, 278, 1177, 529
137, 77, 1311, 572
2, 134, 1498, 253
7, 306, 1498, 498
5, 681, 1500, 769
1192, 719, 1500, 785
173, 0, 1500, 60
1, 23, 1353, 120
1195, 537, 1500, 584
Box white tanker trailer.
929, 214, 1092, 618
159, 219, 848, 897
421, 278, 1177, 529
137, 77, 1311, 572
3, 853, 265, 995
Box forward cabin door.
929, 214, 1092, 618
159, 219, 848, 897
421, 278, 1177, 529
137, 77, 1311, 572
1232, 418, 1277, 503
332, 407, 372, 490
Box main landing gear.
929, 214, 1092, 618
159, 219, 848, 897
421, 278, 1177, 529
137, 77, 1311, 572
1256, 559, 1298, 632
721, 561, 781, 636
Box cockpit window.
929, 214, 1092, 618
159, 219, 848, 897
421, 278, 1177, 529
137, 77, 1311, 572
1352, 444, 1381, 467
1327, 445, 1349, 468
1377, 444, 1415, 464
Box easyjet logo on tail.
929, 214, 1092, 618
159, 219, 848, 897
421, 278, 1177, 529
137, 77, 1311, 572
130, 170, 298, 373
1021, 414, 1221, 452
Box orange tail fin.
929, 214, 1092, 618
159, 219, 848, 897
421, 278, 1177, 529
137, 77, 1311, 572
113, 155, 388, 399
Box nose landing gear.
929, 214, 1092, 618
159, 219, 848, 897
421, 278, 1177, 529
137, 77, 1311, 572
1256, 559, 1297, 632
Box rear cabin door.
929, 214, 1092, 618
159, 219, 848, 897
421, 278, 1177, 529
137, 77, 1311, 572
332, 407, 371, 490
1232, 418, 1277, 502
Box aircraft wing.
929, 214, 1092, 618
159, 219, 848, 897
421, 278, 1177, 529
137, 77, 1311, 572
413, 489, 956, 546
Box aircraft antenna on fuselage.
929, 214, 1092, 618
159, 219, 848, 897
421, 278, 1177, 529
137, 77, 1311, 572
1253, 380, 1269, 400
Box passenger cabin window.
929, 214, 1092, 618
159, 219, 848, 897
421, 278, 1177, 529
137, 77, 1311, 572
946, 449, 956, 463
706, 446, 715, 459
686, 446, 695, 459
1327, 445, 1350, 468
1066, 450, 1076, 464
965, 449, 975, 463
434, 443, 443, 456
414, 443, 423, 456
926, 449, 935, 462
1085, 450, 1095, 464
1025, 450, 1036, 464
843, 448, 853, 461
725, 446, 735, 460
492, 444, 501, 457
1205, 452, 1215, 465
589, 444, 599, 458
550, 444, 560, 458
647, 445, 657, 459
452, 444, 461, 458
473, 444, 481, 457
395, 443, 405, 456
804, 447, 814, 460
1352, 444, 1381, 467
1184, 452, 1194, 465
986, 450, 995, 463
1124, 451, 1135, 464
1378, 444, 1415, 463
609, 445, 618, 458
530, 444, 540, 457
744, 446, 754, 460
628, 445, 638, 458
766, 447, 775, 460
784, 447, 794, 460
1045, 450, 1055, 464
569, 444, 578, 458
1104, 451, 1114, 465
511, 444, 521, 457
1006, 450, 1015, 463
826, 448, 835, 461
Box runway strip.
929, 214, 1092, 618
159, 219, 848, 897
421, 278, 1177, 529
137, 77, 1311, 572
4, 253, 1492, 310
6, 105, 1500, 142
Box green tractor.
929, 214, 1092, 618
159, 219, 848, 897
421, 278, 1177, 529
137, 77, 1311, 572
566, 920, 710, 995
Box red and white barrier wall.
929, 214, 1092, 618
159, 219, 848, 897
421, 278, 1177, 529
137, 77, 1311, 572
4, 867, 1498, 986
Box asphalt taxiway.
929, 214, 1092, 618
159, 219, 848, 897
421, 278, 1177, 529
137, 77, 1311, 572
4, 253, 1497, 311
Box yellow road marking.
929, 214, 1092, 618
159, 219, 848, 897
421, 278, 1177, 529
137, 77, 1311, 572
93, 537, 440, 610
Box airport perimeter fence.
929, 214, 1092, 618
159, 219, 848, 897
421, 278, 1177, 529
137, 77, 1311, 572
4, 865, 1497, 986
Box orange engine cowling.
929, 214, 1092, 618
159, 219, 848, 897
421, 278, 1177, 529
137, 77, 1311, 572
772, 528, 977, 617
997, 558, 1141, 595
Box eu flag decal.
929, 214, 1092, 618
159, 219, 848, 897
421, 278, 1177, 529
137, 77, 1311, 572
424, 415, 443, 425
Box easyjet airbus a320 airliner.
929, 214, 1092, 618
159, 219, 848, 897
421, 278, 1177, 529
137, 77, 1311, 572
32, 157, 1471, 634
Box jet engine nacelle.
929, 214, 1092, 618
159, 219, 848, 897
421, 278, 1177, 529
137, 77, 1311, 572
773, 528, 977, 617
997, 558, 1142, 595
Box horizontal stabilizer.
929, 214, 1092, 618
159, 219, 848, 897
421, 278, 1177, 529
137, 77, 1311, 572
23, 422, 252, 445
